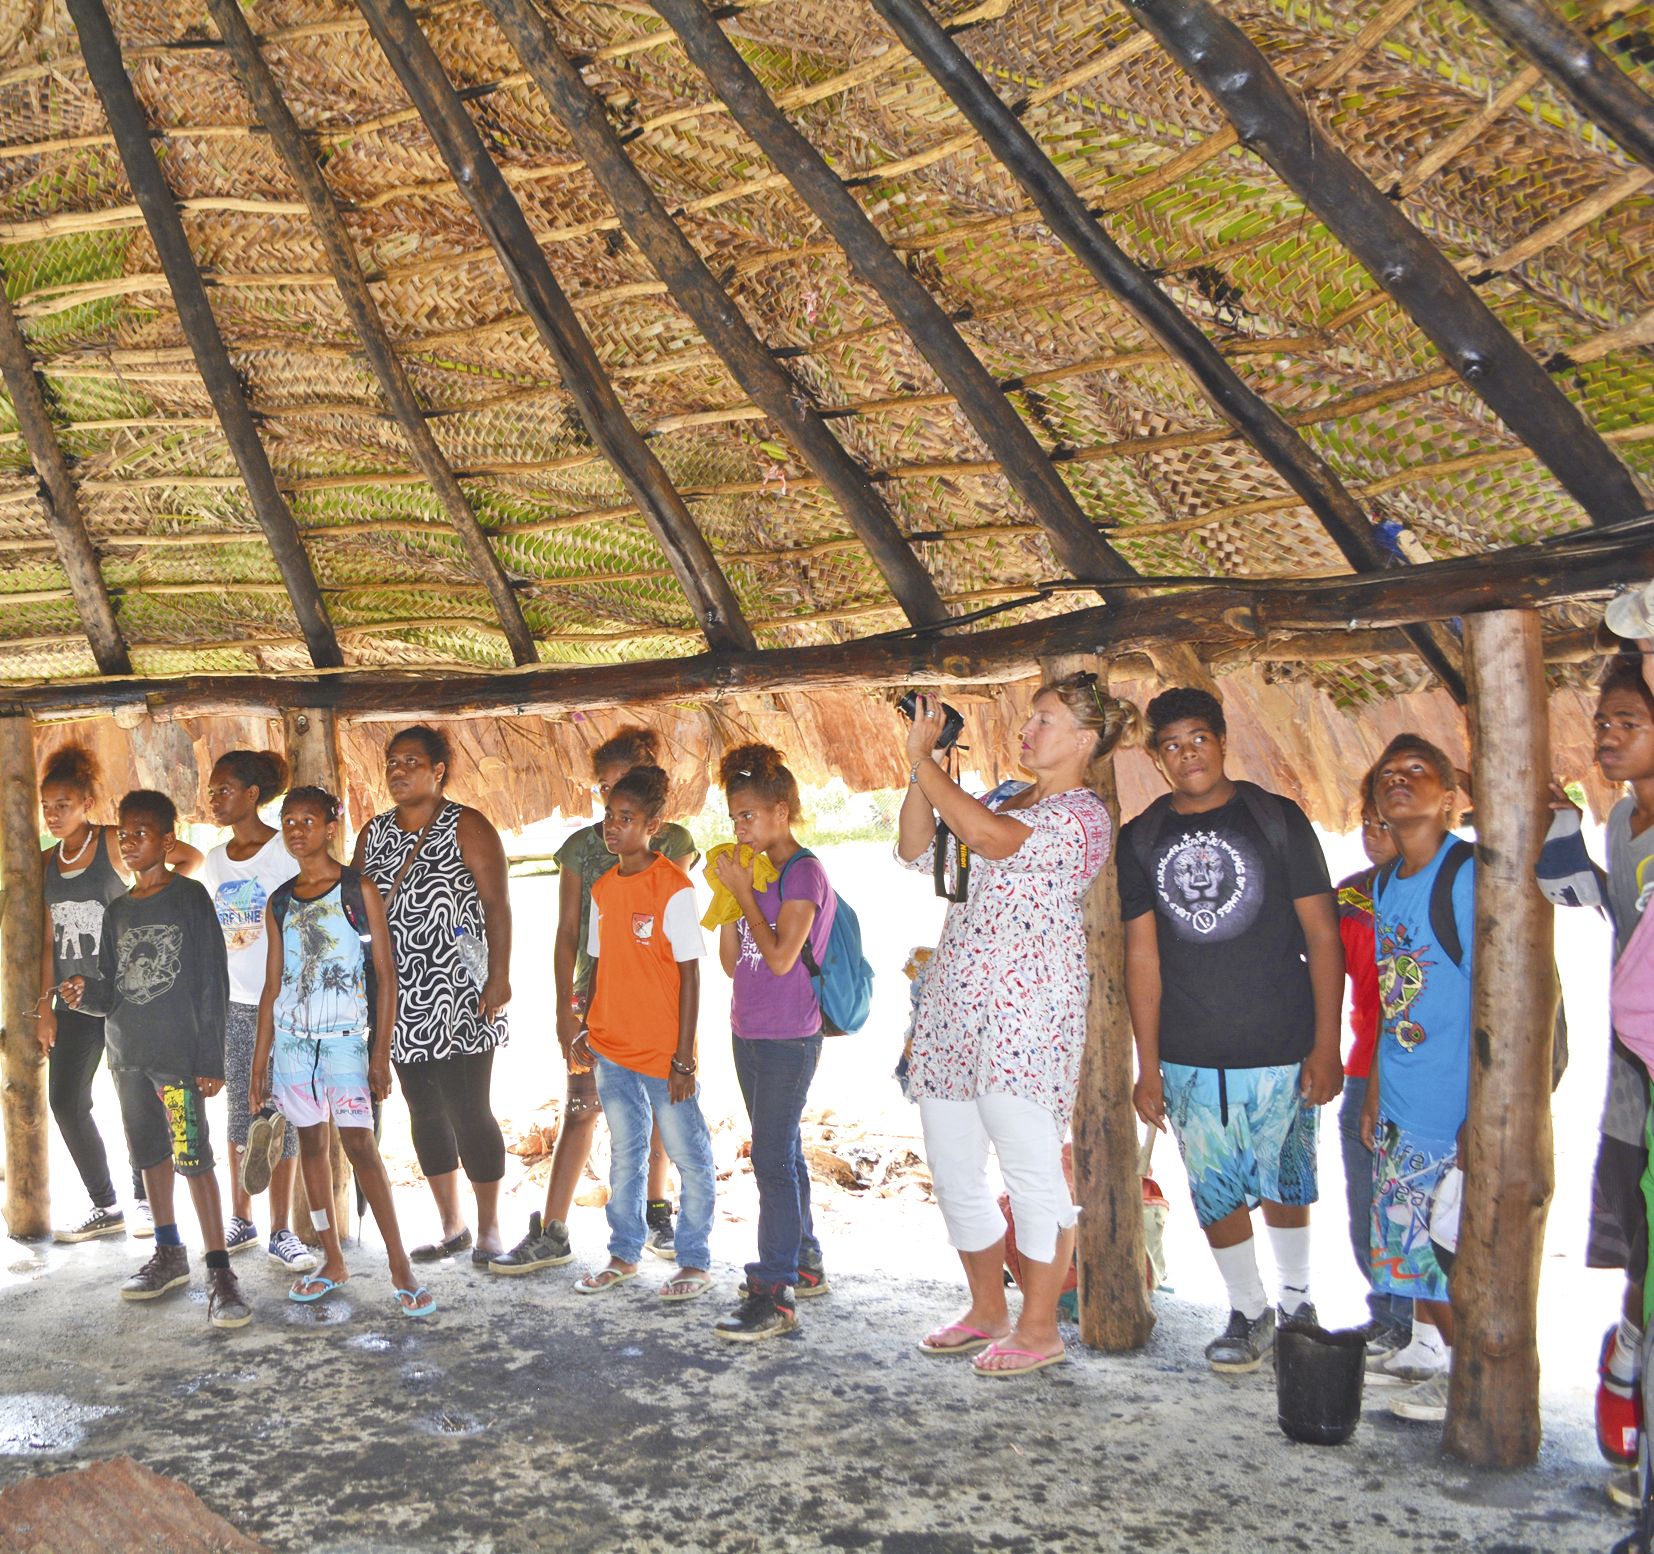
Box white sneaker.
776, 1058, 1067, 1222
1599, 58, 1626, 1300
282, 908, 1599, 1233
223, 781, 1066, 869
1368, 1334, 1448, 1386
131, 1199, 155, 1238
1391, 1369, 1450, 1422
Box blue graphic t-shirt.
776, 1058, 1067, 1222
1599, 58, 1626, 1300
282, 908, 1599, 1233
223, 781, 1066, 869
1372, 837, 1475, 1141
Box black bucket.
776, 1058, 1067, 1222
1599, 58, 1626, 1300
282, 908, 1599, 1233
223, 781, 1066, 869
1275, 1319, 1366, 1445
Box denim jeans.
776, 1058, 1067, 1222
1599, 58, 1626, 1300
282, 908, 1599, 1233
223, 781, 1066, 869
593, 1055, 716, 1270
1339, 1075, 1412, 1333
732, 1034, 823, 1290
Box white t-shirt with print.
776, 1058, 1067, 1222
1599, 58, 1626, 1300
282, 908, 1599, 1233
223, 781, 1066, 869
199, 834, 298, 1006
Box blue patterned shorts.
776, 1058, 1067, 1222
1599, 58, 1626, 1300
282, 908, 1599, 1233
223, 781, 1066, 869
1161, 1061, 1318, 1228
1370, 1118, 1455, 1302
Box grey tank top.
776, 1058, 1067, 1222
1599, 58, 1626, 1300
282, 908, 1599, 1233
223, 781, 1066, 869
42, 827, 127, 983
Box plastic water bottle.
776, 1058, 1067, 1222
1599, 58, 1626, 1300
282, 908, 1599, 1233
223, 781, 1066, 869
453, 926, 488, 989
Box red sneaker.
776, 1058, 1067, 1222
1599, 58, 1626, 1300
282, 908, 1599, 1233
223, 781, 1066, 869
1598, 1326, 1642, 1466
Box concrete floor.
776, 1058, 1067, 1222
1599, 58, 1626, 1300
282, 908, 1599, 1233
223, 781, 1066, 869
0, 1189, 1630, 1554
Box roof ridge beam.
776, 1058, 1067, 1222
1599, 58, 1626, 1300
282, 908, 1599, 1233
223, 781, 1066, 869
869, 0, 1461, 700
0, 284, 131, 676
649, 0, 1138, 586
1121, 0, 1650, 529
65, 0, 343, 669
479, 0, 948, 629
205, 0, 540, 667
353, 0, 755, 654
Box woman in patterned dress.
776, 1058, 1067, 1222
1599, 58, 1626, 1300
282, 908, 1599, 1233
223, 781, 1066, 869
353, 725, 513, 1263
896, 673, 1140, 1377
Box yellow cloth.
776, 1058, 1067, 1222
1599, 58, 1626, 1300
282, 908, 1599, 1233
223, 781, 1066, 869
701, 843, 779, 928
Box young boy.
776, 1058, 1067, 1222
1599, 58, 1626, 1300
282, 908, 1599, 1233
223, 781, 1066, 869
1120, 688, 1344, 1374
59, 790, 251, 1329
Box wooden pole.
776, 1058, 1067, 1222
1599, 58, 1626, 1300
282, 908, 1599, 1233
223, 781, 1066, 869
866, 0, 1464, 702
477, 0, 948, 629
649, 0, 1140, 588
1121, 0, 1650, 529
65, 0, 344, 669
1444, 609, 1556, 1467
0, 283, 130, 676
204, 0, 539, 668
3, 517, 1646, 717
281, 708, 353, 1244
1040, 652, 1154, 1350
1464, 0, 1654, 175
354, 0, 755, 654
0, 715, 48, 1238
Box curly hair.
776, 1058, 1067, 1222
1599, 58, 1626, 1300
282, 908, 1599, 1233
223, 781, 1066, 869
117, 789, 177, 833
388, 724, 454, 782
592, 725, 661, 774
1145, 686, 1226, 744
609, 763, 669, 816
40, 743, 100, 799
283, 785, 342, 822
719, 742, 803, 822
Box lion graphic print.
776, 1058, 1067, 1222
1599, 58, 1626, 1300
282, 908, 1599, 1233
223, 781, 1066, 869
114, 923, 183, 1006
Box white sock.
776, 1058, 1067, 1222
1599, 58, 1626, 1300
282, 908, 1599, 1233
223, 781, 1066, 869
1212, 1239, 1269, 1321
1403, 1321, 1448, 1361
1611, 1316, 1643, 1386
1266, 1223, 1313, 1314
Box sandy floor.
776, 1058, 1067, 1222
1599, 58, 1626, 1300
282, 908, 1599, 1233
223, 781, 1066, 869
0, 831, 1635, 1551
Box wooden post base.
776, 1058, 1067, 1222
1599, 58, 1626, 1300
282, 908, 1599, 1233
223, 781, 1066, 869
290, 1123, 353, 1248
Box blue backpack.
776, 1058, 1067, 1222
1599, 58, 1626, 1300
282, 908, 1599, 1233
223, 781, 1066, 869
777, 849, 874, 1035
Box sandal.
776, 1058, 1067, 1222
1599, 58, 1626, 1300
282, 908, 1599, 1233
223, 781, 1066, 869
659, 1273, 713, 1302
574, 1266, 637, 1295
410, 1229, 472, 1263
971, 1340, 1068, 1378
918, 1322, 1000, 1357
395, 1286, 438, 1320
289, 1274, 346, 1304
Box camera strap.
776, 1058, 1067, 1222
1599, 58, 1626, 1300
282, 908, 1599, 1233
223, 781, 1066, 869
932, 822, 970, 903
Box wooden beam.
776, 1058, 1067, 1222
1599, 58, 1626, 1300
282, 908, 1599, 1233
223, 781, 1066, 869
1121, 0, 1650, 529
206, 0, 539, 667
0, 714, 48, 1238
649, 0, 1138, 587
0, 286, 131, 676
479, 0, 948, 630
65, 0, 344, 670
1445, 608, 1556, 1467
866, 0, 1463, 701
1040, 651, 1155, 1352
1464, 0, 1654, 175
4, 519, 1646, 716
354, 0, 755, 654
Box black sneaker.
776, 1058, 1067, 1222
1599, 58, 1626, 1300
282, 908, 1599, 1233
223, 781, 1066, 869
207, 1266, 252, 1329
54, 1205, 126, 1243
714, 1287, 797, 1343
644, 1199, 676, 1261
121, 1243, 190, 1301
739, 1259, 828, 1299
488, 1212, 574, 1275
1204, 1307, 1275, 1373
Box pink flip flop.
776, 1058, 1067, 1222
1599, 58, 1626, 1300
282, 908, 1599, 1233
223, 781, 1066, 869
918, 1322, 1000, 1357
971, 1340, 1068, 1378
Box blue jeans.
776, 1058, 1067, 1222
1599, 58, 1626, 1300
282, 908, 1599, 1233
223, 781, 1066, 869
593, 1055, 716, 1270
732, 1034, 822, 1290
1339, 1075, 1412, 1333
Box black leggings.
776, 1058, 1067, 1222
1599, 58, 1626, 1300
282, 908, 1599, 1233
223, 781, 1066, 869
49, 1008, 144, 1208
395, 1049, 505, 1184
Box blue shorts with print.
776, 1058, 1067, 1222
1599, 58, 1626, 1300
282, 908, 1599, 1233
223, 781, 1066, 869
1371, 1117, 1455, 1303
1161, 1061, 1318, 1228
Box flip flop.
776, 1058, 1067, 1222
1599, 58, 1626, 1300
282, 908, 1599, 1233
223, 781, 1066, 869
972, 1340, 1068, 1378
410, 1229, 472, 1263
395, 1286, 438, 1320
289, 1274, 346, 1304
574, 1266, 637, 1295
918, 1322, 1000, 1357
659, 1273, 713, 1302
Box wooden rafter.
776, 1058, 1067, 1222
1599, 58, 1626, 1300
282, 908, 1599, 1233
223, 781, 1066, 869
64, 0, 344, 670
6, 520, 1645, 717
0, 285, 130, 676
206, 0, 540, 667
353, 0, 755, 654
1464, 0, 1654, 175
650, 0, 1139, 587
867, 0, 1463, 702
1122, 0, 1651, 530
479, 0, 947, 628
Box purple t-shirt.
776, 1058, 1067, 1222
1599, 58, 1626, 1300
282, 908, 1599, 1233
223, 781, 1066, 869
731, 854, 835, 1040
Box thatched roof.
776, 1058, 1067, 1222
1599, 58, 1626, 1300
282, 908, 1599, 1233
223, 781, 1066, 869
0, 0, 1650, 814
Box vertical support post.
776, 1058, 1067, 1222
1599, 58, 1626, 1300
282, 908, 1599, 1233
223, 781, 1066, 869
0, 715, 49, 1238
282, 708, 353, 1243
1445, 609, 1556, 1466
1040, 653, 1154, 1349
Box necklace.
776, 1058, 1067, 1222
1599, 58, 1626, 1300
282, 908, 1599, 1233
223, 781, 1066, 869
58, 824, 96, 868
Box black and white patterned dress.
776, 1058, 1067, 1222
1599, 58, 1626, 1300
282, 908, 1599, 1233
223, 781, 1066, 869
360, 800, 507, 1065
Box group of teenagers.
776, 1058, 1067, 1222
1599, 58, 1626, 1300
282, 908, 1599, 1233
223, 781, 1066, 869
27, 657, 1654, 1437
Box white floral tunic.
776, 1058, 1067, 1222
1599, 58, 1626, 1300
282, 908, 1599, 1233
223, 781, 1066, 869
903, 782, 1112, 1128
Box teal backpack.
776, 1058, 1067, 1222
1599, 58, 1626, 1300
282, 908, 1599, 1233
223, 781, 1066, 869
777, 849, 874, 1035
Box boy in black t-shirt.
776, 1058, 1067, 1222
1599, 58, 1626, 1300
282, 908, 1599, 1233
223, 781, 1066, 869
1119, 689, 1344, 1373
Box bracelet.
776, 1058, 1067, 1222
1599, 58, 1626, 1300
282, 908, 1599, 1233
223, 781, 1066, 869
670, 1058, 697, 1076
909, 761, 923, 785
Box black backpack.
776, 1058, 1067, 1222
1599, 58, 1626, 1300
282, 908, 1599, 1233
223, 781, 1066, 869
267, 866, 378, 1039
